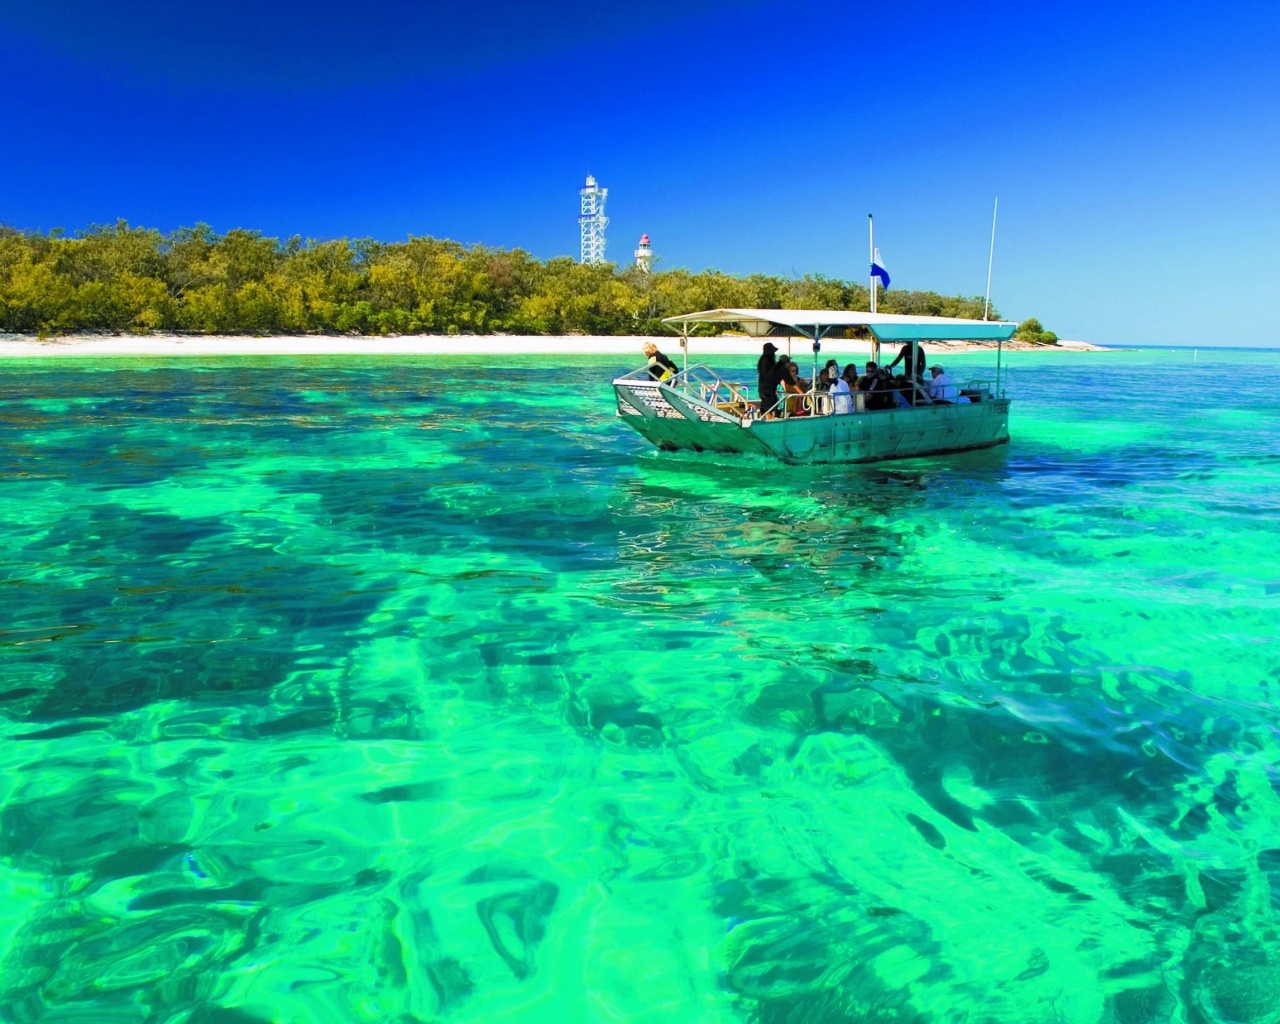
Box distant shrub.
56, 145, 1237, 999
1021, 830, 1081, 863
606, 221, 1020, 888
1014, 317, 1059, 345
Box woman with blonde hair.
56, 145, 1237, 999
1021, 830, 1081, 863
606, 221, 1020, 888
642, 341, 677, 381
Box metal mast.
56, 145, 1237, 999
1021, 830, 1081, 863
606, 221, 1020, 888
579, 175, 609, 264
983, 197, 999, 321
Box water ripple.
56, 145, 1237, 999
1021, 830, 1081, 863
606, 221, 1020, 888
1, 350, 1279, 1022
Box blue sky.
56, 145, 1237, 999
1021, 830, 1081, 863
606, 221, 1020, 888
2, 0, 1277, 345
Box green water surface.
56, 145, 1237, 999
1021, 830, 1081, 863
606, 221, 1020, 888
1, 348, 1278, 1023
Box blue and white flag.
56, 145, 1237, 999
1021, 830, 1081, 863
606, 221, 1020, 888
871, 248, 890, 290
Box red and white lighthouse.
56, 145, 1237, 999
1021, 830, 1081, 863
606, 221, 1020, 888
634, 233, 653, 274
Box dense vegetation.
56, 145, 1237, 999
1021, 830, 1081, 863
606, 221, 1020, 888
1012, 317, 1059, 345
0, 221, 1053, 340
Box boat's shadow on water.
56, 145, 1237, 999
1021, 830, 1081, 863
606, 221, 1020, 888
632, 434, 1230, 517
630, 443, 1013, 506
614, 446, 1016, 578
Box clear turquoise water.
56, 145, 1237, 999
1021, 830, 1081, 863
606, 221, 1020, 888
1, 347, 1278, 1023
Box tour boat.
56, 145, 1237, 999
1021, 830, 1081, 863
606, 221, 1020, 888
612, 308, 1017, 465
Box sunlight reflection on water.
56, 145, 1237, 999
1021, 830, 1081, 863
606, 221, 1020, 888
0, 349, 1278, 1022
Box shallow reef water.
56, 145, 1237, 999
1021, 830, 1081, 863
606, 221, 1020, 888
0, 347, 1278, 1023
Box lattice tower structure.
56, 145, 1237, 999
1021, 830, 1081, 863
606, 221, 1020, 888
579, 175, 609, 265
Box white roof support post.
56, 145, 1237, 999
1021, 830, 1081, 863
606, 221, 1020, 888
812, 325, 820, 395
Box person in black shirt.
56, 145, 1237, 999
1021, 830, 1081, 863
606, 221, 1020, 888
756, 342, 780, 415
858, 361, 895, 410
886, 342, 925, 381
643, 342, 678, 381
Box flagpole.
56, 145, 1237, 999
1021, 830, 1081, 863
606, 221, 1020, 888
868, 214, 877, 314
983, 197, 998, 321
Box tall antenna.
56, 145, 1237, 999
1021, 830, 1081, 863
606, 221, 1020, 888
579, 175, 609, 264
868, 214, 876, 313
983, 197, 998, 321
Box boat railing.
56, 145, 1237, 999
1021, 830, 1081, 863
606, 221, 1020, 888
614, 365, 667, 384
676, 365, 755, 414
778, 379, 1002, 415
618, 363, 757, 418
616, 364, 1002, 419
961, 379, 998, 401
773, 390, 831, 419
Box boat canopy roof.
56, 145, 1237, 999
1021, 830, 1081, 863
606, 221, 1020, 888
662, 308, 1018, 342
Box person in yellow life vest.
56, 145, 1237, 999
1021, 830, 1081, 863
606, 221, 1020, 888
642, 342, 678, 381
781, 359, 811, 416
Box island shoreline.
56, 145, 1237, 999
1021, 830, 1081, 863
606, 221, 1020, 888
0, 334, 1107, 359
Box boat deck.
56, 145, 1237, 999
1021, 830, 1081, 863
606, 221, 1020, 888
613, 364, 1010, 464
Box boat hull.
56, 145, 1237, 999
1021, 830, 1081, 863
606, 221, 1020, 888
614, 379, 1009, 464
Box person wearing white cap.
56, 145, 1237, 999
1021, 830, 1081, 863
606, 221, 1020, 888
829, 362, 853, 414
927, 365, 968, 404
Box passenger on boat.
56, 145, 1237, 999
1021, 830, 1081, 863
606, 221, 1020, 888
829, 366, 853, 414
781, 360, 811, 416
858, 362, 895, 410
841, 363, 860, 390
927, 365, 968, 404
815, 359, 840, 392
756, 342, 780, 415
887, 342, 925, 381
762, 354, 797, 417
894, 372, 934, 407
643, 342, 678, 381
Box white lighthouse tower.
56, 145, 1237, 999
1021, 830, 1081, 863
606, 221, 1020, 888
579, 175, 609, 265
634, 233, 653, 274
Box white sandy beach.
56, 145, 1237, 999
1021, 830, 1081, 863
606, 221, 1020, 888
0, 333, 1107, 359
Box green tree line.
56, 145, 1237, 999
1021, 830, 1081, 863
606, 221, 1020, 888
0, 220, 1054, 340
